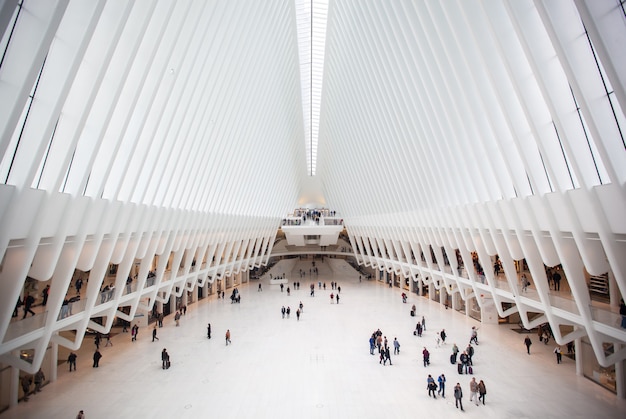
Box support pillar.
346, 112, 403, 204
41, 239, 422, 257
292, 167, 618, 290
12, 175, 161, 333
616, 346, 625, 399
575, 336, 583, 376
10, 365, 18, 407
50, 340, 58, 382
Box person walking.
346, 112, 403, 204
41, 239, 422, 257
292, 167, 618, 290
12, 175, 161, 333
330, 293, 334, 303
421, 316, 426, 331
152, 326, 159, 342
22, 293, 36, 318
393, 337, 400, 355
299, 301, 304, 312
336, 293, 340, 304
174, 310, 181, 326
524, 336, 532, 354
33, 368, 45, 393
369, 335, 376, 355
470, 326, 479, 345
281, 306, 286, 318
225, 329, 231, 346
162, 348, 170, 369
68, 352, 77, 371
104, 334, 113, 347
384, 345, 392, 366
554, 346, 562, 364
438, 373, 446, 398
207, 323, 212, 339
422, 347, 430, 367
92, 350, 102, 368
76, 410, 85, 419
478, 379, 487, 405
469, 377, 479, 406
296, 308, 300, 321
20, 375, 32, 401
427, 375, 437, 398
454, 382, 464, 410
440, 329, 447, 344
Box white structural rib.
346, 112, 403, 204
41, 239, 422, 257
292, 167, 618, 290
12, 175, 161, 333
0, 0, 624, 405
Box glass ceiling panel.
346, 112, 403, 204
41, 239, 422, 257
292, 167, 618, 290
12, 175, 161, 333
296, 0, 328, 176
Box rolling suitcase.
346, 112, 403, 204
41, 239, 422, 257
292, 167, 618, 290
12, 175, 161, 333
468, 365, 473, 374
457, 363, 463, 374
450, 354, 456, 364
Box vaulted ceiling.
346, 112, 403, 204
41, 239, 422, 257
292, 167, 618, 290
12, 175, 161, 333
0, 0, 625, 374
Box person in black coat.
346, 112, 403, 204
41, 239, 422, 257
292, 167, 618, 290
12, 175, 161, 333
162, 348, 170, 369
92, 350, 102, 367
207, 323, 212, 339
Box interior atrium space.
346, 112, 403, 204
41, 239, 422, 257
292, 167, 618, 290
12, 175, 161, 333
0, 0, 625, 417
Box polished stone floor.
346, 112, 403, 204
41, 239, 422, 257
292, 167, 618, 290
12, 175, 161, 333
2, 259, 625, 419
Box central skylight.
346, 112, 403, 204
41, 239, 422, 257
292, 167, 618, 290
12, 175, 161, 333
295, 0, 328, 176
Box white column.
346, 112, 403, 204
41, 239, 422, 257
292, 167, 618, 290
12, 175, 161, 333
10, 365, 19, 407
50, 340, 58, 382
615, 348, 625, 399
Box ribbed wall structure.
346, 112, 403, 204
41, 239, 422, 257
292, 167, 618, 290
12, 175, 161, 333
319, 0, 626, 369
0, 0, 625, 401
0, 0, 305, 375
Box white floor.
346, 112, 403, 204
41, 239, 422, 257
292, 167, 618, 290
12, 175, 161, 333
2, 260, 626, 419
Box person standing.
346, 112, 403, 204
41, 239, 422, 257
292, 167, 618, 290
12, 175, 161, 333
620, 298, 626, 329
131, 324, 138, 341
454, 382, 464, 410
281, 306, 286, 319
369, 335, 376, 355
299, 301, 304, 312
152, 326, 159, 342
421, 316, 426, 331
33, 368, 45, 393
94, 334, 101, 350
207, 323, 212, 339
296, 309, 300, 321
330, 293, 334, 303
524, 336, 532, 354
469, 377, 479, 406
92, 350, 102, 367
438, 373, 446, 398
162, 348, 170, 369
225, 329, 231, 346
552, 271, 561, 291
478, 379, 487, 405
68, 352, 77, 371
460, 351, 469, 373
76, 410, 85, 419
422, 347, 430, 367
393, 337, 400, 355
42, 285, 50, 306
286, 306, 291, 318
174, 310, 181, 326
554, 346, 562, 364
521, 274, 530, 292
336, 294, 340, 304
451, 343, 459, 363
